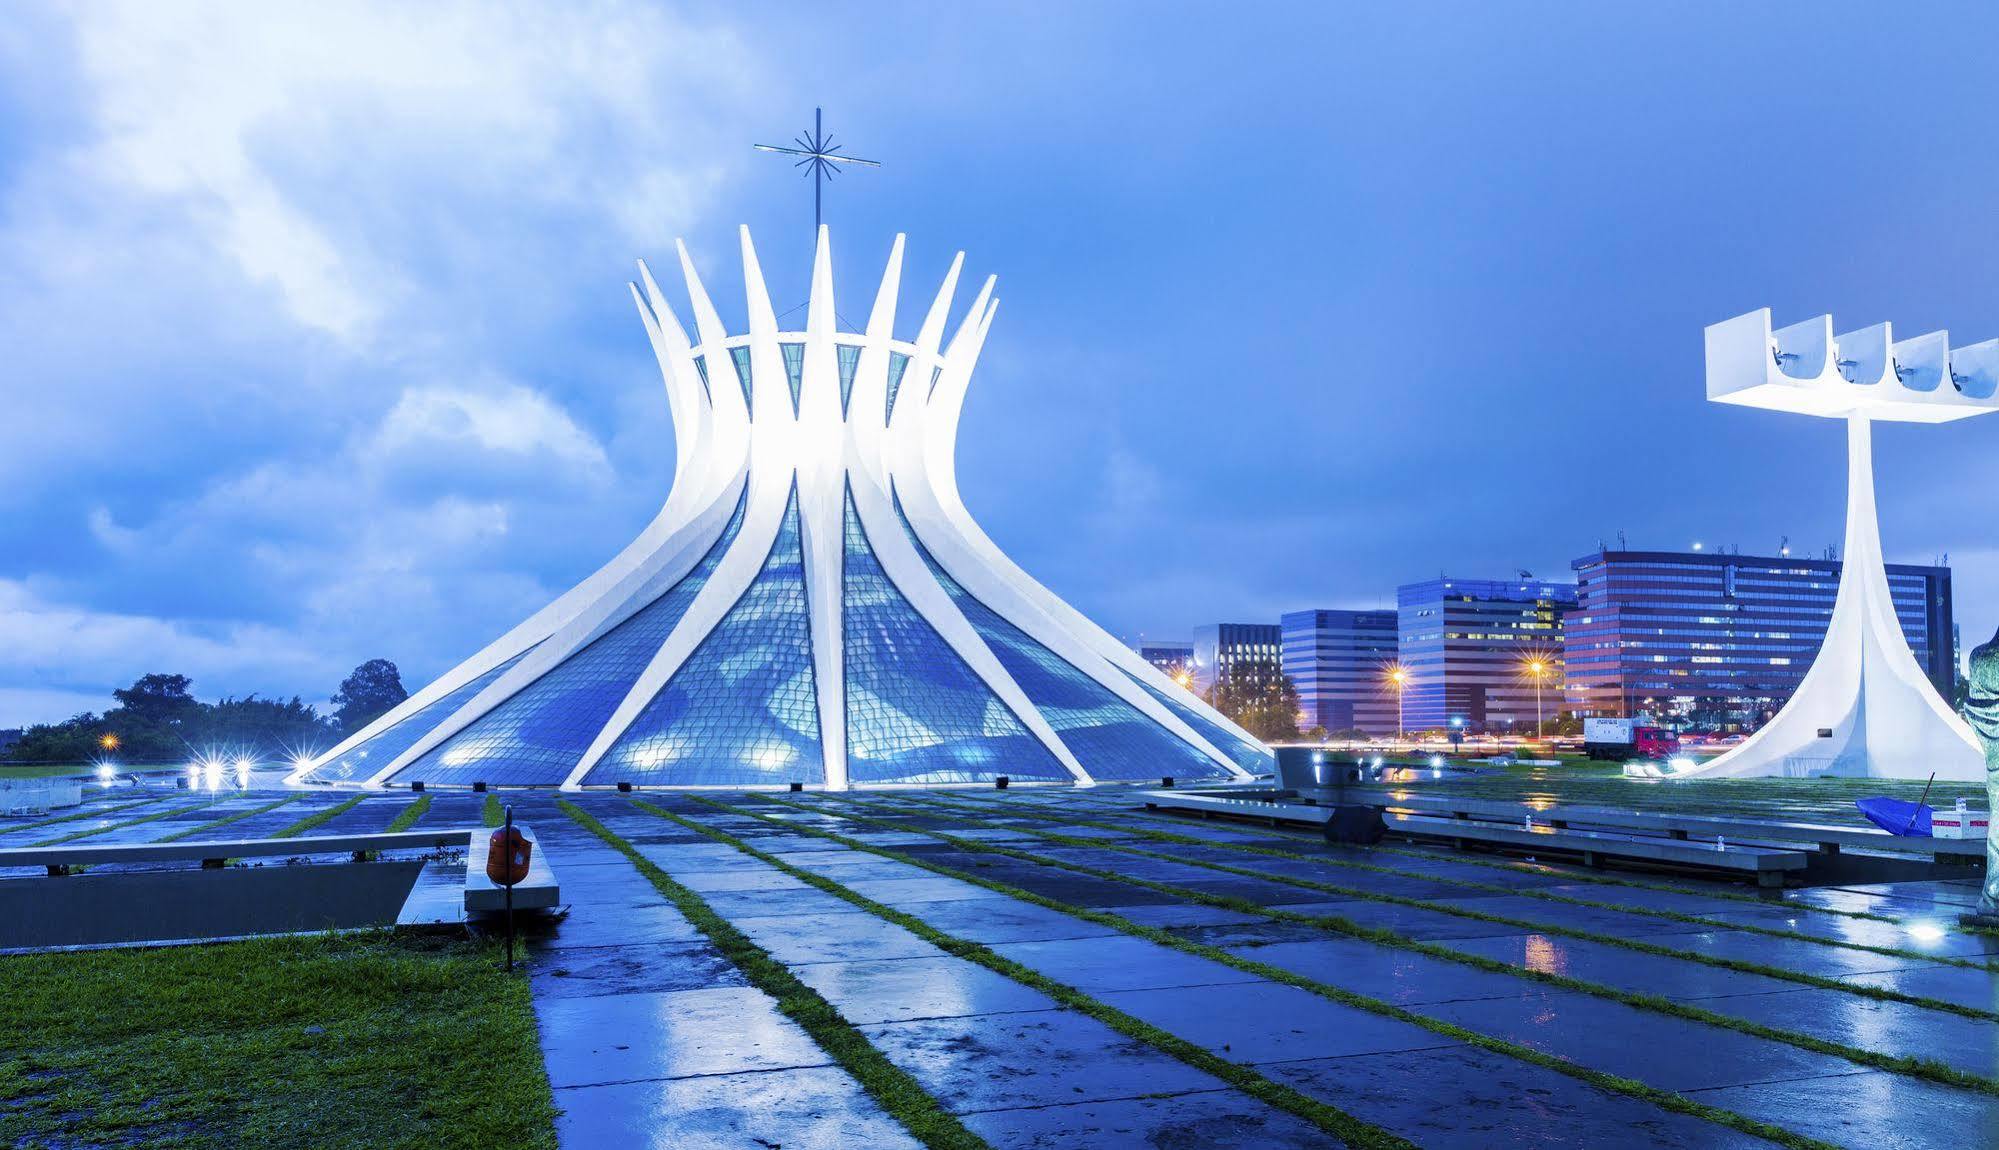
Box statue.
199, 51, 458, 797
1963, 626, 1999, 925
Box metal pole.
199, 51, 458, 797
813, 107, 823, 232
503, 804, 515, 973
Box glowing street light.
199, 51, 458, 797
1382, 663, 1411, 746
99, 733, 119, 752
1520, 654, 1554, 741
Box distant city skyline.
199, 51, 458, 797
8, 3, 1999, 728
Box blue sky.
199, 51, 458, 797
6, 2, 1999, 726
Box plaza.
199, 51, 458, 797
6, 770, 1998, 1148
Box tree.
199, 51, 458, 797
332, 659, 408, 734
1206, 660, 1302, 743
111, 673, 201, 728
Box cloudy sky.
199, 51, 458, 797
6, 2, 1999, 726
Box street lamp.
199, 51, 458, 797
1520, 654, 1554, 744
1384, 664, 1410, 747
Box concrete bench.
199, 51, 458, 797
1, 829, 475, 875
1345, 791, 1988, 865
1384, 811, 1808, 887
1140, 788, 1808, 886
462, 822, 560, 913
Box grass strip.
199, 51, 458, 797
888, 794, 1999, 1019
632, 798, 1414, 1150
31, 797, 224, 847
555, 799, 988, 1150
0, 796, 162, 836
156, 794, 306, 843
712, 794, 1833, 1150
481, 794, 505, 828
384, 794, 434, 833
949, 788, 1910, 926
787, 794, 1999, 1103
272, 794, 368, 839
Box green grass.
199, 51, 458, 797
272, 794, 367, 839
481, 794, 504, 828
0, 763, 95, 780
708, 795, 1831, 1150
556, 800, 988, 1150
0, 931, 555, 1150
631, 797, 1415, 1150
384, 794, 433, 833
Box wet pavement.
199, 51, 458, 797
4, 783, 1998, 1147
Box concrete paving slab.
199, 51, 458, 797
531, 938, 746, 1001
553, 1064, 922, 1150
727, 910, 949, 966
1688, 1067, 1999, 1149
791, 955, 1054, 1024
1268, 1045, 1778, 1149
988, 935, 1264, 993
536, 985, 830, 1088
1442, 931, 1801, 1001
1418, 988, 1864, 1092
860, 1009, 1221, 1113
1100, 979, 1457, 1064
1237, 937, 1541, 1006
958, 1087, 1339, 1149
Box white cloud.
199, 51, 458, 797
371, 385, 610, 474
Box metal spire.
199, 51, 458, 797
754, 107, 879, 233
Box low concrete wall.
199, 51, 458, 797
0, 778, 83, 811
0, 860, 427, 950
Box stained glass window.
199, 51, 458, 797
895, 499, 1231, 782
885, 351, 910, 422
837, 344, 861, 416
692, 354, 712, 401
729, 345, 754, 415
390, 491, 751, 787
587, 483, 823, 787
780, 342, 805, 415
1123, 670, 1271, 773
308, 646, 537, 784
841, 489, 1066, 784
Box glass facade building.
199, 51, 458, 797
1280, 609, 1399, 735
1396, 577, 1576, 733
298, 230, 1269, 790
1563, 549, 1954, 729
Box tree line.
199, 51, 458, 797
3, 660, 410, 765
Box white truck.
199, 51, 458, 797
1582, 717, 1679, 761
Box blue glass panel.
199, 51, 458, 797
927, 364, 943, 398
729, 346, 754, 415
692, 354, 712, 400
307, 646, 536, 783
392, 491, 750, 787
780, 342, 805, 415
895, 501, 1230, 782
841, 489, 1066, 784
588, 484, 823, 787
885, 351, 909, 422
837, 344, 860, 416
1123, 670, 1271, 774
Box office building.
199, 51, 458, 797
1564, 549, 1954, 729
1191, 623, 1283, 695
1280, 610, 1398, 734
1139, 643, 1195, 681
1396, 577, 1576, 732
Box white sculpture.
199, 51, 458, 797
293, 227, 1270, 791
1678, 310, 1998, 781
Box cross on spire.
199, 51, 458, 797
754, 107, 879, 234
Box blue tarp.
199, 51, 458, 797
1856, 796, 1933, 837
